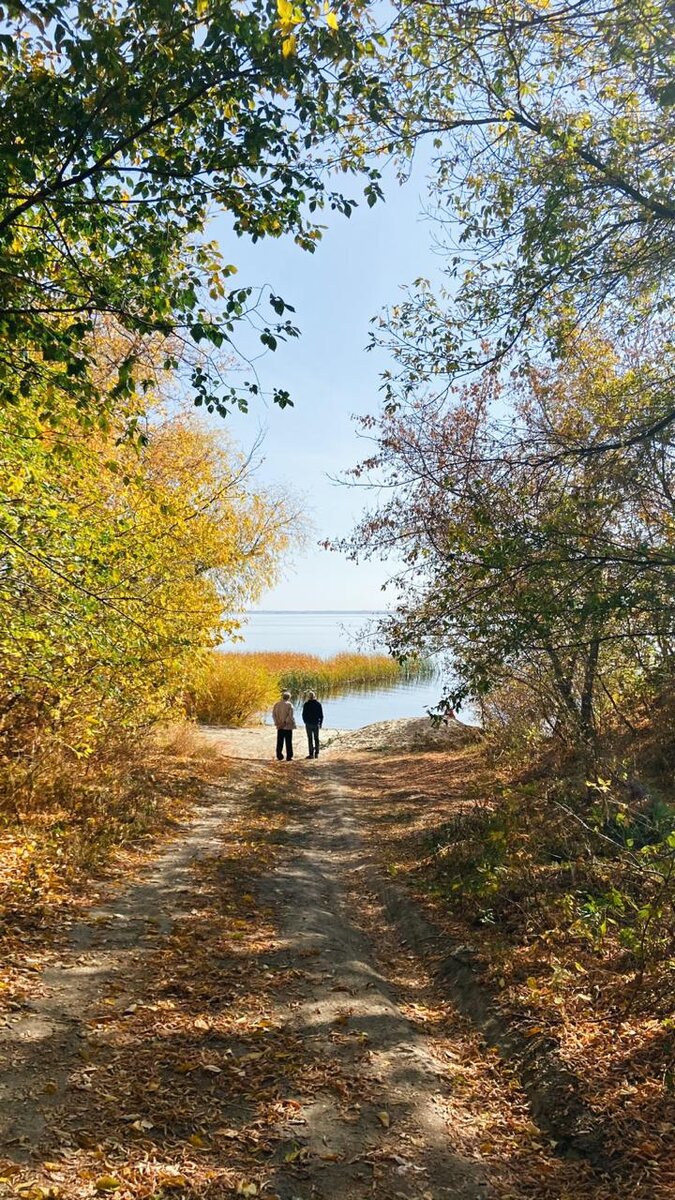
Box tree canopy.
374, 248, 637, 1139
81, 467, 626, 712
370, 0, 674, 411
0, 374, 297, 767
0, 0, 384, 423
341, 335, 675, 744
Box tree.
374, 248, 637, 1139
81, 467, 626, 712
0, 0, 384, 422
370, 0, 674, 419
341, 336, 675, 746
0, 380, 298, 774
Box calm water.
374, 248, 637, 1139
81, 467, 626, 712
224, 610, 454, 730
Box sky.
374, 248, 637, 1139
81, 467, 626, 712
209, 154, 441, 611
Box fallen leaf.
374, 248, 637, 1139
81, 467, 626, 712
377, 1111, 390, 1128
16, 1188, 61, 1200
94, 1177, 121, 1193
188, 1133, 209, 1149
283, 1145, 310, 1163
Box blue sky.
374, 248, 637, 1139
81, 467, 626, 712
210, 155, 439, 611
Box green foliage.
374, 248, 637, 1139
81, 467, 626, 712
427, 767, 675, 998
344, 334, 675, 749
0, 0, 384, 422
372, 0, 675, 394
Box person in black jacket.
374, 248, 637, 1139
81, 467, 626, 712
302, 691, 323, 759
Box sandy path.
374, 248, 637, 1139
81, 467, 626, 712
194, 725, 347, 761
257, 763, 487, 1200
195, 716, 477, 762
0, 779, 243, 1153
0, 723, 595, 1200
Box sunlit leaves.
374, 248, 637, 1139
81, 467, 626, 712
0, 0, 381, 421
0, 354, 300, 767
373, 0, 675, 383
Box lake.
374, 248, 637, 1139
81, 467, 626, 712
224, 610, 454, 730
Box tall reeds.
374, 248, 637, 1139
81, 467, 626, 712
188, 654, 278, 726
188, 650, 432, 727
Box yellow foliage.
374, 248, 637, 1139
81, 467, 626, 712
189, 655, 278, 726
0, 380, 299, 804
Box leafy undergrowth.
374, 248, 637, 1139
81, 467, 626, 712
341, 745, 675, 1199
0, 727, 224, 1011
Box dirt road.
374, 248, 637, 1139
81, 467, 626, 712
0, 730, 609, 1200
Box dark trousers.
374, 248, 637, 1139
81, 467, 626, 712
276, 729, 293, 760
305, 724, 320, 756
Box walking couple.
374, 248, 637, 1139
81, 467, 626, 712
272, 690, 323, 761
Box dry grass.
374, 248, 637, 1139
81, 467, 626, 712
187, 654, 278, 726
341, 743, 675, 1196
0, 723, 227, 1009
187, 649, 427, 726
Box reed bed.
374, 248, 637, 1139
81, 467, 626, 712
188, 650, 432, 727
188, 654, 277, 727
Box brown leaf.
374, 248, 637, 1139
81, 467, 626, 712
235, 1182, 259, 1197
188, 1133, 209, 1149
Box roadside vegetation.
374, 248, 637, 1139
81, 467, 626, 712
0, 371, 296, 801
188, 650, 430, 726
0, 725, 226, 1008
339, 0, 675, 1173
342, 332, 675, 1165
350, 734, 675, 1194
0, 339, 299, 993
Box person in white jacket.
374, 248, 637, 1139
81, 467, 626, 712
272, 691, 295, 761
